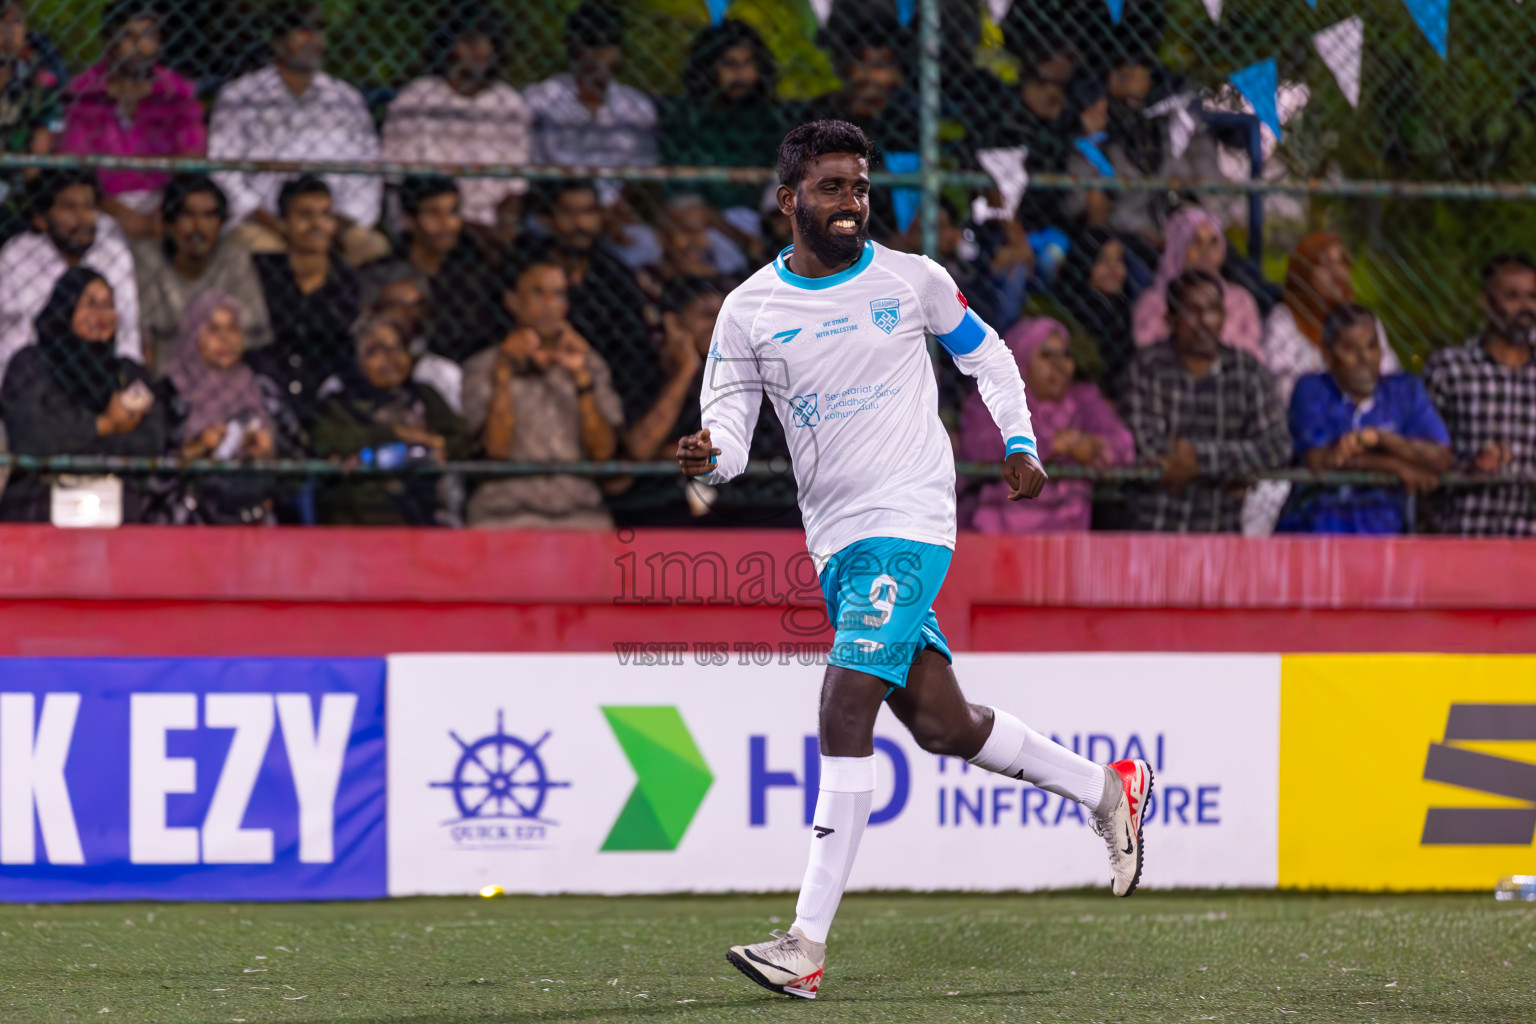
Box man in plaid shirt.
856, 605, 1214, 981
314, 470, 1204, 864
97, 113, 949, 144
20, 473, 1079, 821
1124, 269, 1291, 531
1423, 254, 1536, 536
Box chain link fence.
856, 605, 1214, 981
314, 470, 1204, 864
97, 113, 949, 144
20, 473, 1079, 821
0, 0, 1527, 531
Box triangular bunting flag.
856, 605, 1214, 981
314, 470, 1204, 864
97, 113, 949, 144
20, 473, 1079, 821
975, 146, 1030, 220
1202, 0, 1222, 22
1143, 91, 1200, 160
1401, 0, 1448, 59
1307, 0, 1316, 6
1313, 17, 1364, 109
705, 0, 730, 25
897, 0, 915, 26
808, 0, 833, 27
1104, 0, 1123, 25
986, 0, 1014, 23
884, 151, 922, 234
1230, 59, 1283, 142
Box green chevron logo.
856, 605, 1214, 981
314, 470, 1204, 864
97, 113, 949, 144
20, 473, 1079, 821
600, 706, 713, 852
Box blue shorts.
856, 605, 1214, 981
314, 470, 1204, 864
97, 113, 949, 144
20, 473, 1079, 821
819, 536, 953, 689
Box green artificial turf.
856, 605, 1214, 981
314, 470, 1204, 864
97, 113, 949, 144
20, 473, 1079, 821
2, 891, 1532, 1022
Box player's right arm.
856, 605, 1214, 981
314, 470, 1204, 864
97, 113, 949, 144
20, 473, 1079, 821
680, 303, 760, 483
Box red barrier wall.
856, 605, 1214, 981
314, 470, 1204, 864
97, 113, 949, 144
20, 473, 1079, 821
1, 526, 1534, 656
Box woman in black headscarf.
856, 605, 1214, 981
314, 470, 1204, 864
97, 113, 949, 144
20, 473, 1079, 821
1056, 227, 1137, 394
0, 267, 166, 522
310, 314, 467, 525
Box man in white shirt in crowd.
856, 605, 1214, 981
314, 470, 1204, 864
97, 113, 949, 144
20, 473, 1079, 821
524, 1, 656, 205
207, 2, 386, 266
381, 9, 530, 239
0, 168, 140, 381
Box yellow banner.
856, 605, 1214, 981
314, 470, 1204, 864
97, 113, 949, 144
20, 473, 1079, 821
1279, 655, 1536, 890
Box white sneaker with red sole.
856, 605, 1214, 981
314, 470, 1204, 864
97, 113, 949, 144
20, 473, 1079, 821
726, 927, 826, 999
1092, 758, 1153, 896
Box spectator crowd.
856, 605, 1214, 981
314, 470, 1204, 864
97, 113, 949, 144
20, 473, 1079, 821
0, 0, 1533, 538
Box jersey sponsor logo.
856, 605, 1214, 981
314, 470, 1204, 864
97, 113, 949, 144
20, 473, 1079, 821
789, 393, 819, 428
771, 328, 802, 344
870, 298, 901, 334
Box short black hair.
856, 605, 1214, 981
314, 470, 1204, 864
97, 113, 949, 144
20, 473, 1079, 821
399, 174, 459, 218
819, 3, 911, 75
161, 173, 228, 223
501, 236, 565, 294
1321, 304, 1377, 349
660, 274, 723, 316
270, 1, 323, 39
1481, 252, 1536, 292
103, 0, 161, 39
565, 1, 624, 58
26, 168, 98, 221
777, 119, 873, 190
1166, 269, 1223, 317
277, 174, 331, 217
426, 6, 506, 76
358, 259, 431, 313
533, 177, 599, 216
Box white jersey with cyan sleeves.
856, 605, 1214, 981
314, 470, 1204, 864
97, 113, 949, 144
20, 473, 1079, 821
699, 240, 1036, 562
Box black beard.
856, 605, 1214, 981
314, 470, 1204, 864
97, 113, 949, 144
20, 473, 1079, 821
1490, 298, 1536, 345
794, 202, 866, 268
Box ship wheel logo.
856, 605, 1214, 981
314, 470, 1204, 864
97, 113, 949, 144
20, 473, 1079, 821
430, 710, 570, 823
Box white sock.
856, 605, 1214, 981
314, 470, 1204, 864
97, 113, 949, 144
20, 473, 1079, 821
968, 708, 1117, 817
790, 755, 875, 946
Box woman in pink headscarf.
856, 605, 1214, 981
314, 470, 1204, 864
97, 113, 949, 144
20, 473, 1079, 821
163, 289, 280, 523
1131, 205, 1264, 359
959, 317, 1133, 533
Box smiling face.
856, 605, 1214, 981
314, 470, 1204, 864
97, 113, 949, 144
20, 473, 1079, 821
780, 152, 870, 269
73, 278, 118, 343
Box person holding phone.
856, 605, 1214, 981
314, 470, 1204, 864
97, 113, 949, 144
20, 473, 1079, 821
160, 289, 289, 524
0, 266, 166, 522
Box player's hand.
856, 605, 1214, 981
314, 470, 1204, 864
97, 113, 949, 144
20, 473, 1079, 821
677, 428, 720, 478
1004, 450, 1048, 500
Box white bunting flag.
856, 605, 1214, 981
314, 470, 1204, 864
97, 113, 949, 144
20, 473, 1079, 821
1313, 16, 1364, 109
809, 0, 833, 26
986, 0, 1015, 23
973, 146, 1029, 221
1143, 91, 1200, 161
1202, 0, 1223, 22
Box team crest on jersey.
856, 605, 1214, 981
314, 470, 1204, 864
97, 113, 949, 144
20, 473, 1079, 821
870, 298, 901, 334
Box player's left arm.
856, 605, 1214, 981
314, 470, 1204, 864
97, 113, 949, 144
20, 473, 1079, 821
918, 260, 1046, 500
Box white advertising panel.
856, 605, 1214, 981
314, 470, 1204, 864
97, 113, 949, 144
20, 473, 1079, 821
386, 653, 1280, 895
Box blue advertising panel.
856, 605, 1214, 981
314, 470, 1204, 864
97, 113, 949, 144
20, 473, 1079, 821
0, 659, 386, 901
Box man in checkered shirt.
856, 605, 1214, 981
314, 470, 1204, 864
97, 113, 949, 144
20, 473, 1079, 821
1124, 269, 1291, 532
1423, 254, 1536, 536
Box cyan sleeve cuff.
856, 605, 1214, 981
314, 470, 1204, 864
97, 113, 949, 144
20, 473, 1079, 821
1005, 435, 1037, 457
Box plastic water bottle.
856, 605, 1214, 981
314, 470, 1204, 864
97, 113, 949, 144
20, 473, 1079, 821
1494, 876, 1536, 901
